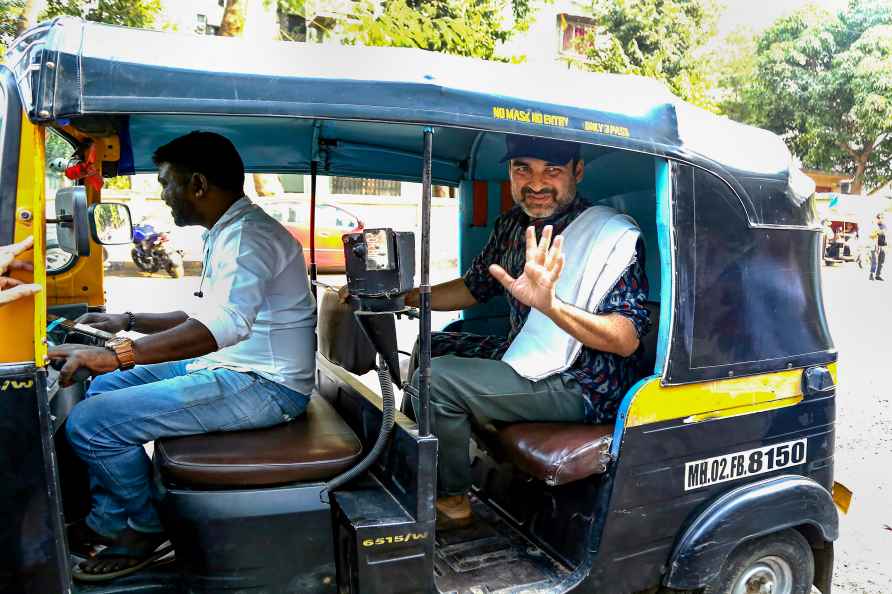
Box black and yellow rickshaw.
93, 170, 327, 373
1, 18, 844, 594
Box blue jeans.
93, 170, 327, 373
66, 359, 310, 538
870, 247, 885, 277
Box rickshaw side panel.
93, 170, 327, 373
585, 384, 835, 593
664, 164, 834, 385
0, 367, 69, 594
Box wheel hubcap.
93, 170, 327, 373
731, 555, 794, 594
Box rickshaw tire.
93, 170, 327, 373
701, 528, 814, 594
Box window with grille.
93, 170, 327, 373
330, 177, 402, 196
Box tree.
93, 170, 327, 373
570, 0, 720, 108
338, 0, 536, 61
15, 0, 45, 35
3, 0, 160, 54
218, 0, 281, 195
1, 0, 28, 52
724, 0, 892, 194
219, 0, 247, 37
41, 0, 161, 29
711, 27, 758, 123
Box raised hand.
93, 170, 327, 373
0, 236, 41, 306
0, 236, 35, 276
488, 225, 565, 314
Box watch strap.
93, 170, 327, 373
106, 337, 136, 370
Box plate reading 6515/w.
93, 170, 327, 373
684, 439, 807, 491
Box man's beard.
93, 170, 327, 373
519, 186, 571, 219
170, 200, 199, 227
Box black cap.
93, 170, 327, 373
500, 135, 580, 164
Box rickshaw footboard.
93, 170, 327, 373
433, 496, 572, 593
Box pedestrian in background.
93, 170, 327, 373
869, 213, 887, 281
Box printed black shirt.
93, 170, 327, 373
432, 198, 651, 423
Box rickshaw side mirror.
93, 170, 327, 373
88, 203, 133, 245
53, 186, 91, 257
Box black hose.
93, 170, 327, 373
323, 354, 396, 494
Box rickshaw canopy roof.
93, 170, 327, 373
6, 18, 815, 227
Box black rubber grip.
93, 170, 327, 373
49, 359, 92, 382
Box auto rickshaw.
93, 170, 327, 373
817, 193, 889, 268
1, 18, 843, 594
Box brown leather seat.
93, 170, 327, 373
155, 395, 362, 488
480, 303, 657, 487
494, 423, 614, 487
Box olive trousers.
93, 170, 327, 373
410, 354, 586, 496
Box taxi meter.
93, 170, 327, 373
343, 228, 415, 312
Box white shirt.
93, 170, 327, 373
187, 198, 316, 395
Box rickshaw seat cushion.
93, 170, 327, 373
154, 394, 363, 488
495, 422, 614, 486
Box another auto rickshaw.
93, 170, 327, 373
817, 193, 889, 268
1, 18, 842, 594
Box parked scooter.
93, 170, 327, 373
131, 223, 185, 278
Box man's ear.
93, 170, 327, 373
574, 159, 585, 183
191, 172, 210, 198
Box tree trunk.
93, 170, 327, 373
219, 0, 247, 37
851, 158, 867, 195
253, 173, 284, 197
15, 0, 48, 36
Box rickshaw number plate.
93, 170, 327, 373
684, 438, 807, 491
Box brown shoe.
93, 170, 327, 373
436, 495, 474, 530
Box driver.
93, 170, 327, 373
406, 136, 650, 527
48, 131, 316, 581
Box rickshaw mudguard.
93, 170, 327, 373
664, 474, 838, 590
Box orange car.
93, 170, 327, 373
259, 200, 364, 272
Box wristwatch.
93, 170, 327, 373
105, 337, 136, 370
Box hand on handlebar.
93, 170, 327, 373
47, 344, 119, 387
74, 312, 130, 333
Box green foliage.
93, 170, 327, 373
726, 0, 892, 193
41, 0, 161, 29
0, 0, 26, 53
712, 27, 758, 122
570, 0, 719, 108
339, 0, 536, 61
104, 175, 131, 190
45, 128, 73, 163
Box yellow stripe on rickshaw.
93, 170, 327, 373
624, 363, 838, 428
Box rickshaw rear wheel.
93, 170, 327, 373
702, 529, 814, 594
